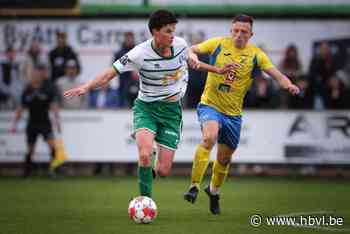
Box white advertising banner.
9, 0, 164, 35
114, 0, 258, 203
1, 19, 350, 81
0, 111, 349, 164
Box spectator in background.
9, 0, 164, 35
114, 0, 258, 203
245, 73, 277, 109
278, 44, 303, 108
324, 77, 348, 109
11, 63, 61, 177
0, 46, 24, 109
335, 55, 350, 88
124, 72, 139, 108
88, 81, 120, 109
186, 31, 209, 108
309, 41, 337, 109
113, 31, 139, 108
57, 59, 87, 109
288, 76, 314, 109
49, 31, 80, 83
279, 44, 303, 82
21, 38, 48, 84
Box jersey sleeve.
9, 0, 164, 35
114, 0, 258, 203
256, 48, 275, 70
112, 46, 143, 73
177, 37, 189, 60
197, 37, 222, 55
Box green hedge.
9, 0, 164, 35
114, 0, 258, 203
81, 4, 350, 17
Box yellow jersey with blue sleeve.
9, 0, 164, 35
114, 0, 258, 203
197, 36, 274, 116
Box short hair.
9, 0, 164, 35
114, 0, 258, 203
232, 14, 254, 28
56, 31, 66, 38
148, 9, 178, 34
124, 31, 134, 37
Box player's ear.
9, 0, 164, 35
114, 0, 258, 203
152, 28, 160, 36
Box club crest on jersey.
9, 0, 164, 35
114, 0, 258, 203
119, 55, 130, 65
224, 70, 236, 83
179, 54, 185, 65
162, 69, 182, 85
154, 63, 161, 68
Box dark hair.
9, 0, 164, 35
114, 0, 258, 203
282, 44, 301, 72
148, 9, 178, 34
56, 31, 66, 38
232, 14, 254, 27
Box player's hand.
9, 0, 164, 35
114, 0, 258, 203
285, 83, 300, 95
216, 62, 241, 74
188, 51, 200, 69
63, 84, 89, 98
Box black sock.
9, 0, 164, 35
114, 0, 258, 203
24, 153, 32, 177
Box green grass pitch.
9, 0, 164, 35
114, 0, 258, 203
1, 176, 349, 234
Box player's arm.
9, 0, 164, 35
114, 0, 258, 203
188, 45, 239, 74
64, 68, 118, 98
264, 67, 300, 95
11, 107, 24, 133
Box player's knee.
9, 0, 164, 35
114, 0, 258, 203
218, 156, 231, 166
138, 146, 153, 166
158, 167, 171, 177
202, 134, 217, 149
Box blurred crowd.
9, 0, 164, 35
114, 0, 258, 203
1, 31, 349, 111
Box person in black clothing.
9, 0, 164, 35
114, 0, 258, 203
49, 31, 80, 83
186, 32, 209, 108
186, 53, 209, 108
324, 77, 348, 109
11, 64, 61, 177
0, 46, 23, 109
309, 41, 337, 108
113, 31, 139, 107
288, 76, 314, 109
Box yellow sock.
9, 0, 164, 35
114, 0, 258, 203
191, 144, 210, 188
210, 160, 230, 194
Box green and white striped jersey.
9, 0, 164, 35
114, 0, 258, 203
113, 37, 189, 102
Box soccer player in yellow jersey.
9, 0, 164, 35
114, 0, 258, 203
184, 15, 300, 214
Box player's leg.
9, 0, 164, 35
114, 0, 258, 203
151, 141, 158, 178
42, 124, 55, 162
131, 132, 158, 178
133, 99, 158, 197
41, 124, 60, 177
184, 104, 220, 203
24, 125, 38, 177
155, 145, 175, 177
191, 120, 219, 186
153, 101, 182, 177
205, 115, 242, 214
135, 129, 155, 197
205, 144, 234, 214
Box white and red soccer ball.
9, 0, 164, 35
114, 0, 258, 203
128, 196, 158, 224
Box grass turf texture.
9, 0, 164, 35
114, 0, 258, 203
0, 176, 349, 234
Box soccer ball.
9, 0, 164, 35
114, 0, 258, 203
128, 196, 158, 224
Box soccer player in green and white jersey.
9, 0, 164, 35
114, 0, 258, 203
64, 10, 235, 198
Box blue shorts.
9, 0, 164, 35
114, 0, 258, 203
197, 104, 242, 150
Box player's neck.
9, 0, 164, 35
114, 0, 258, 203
232, 38, 247, 49
152, 40, 172, 57
234, 43, 246, 50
